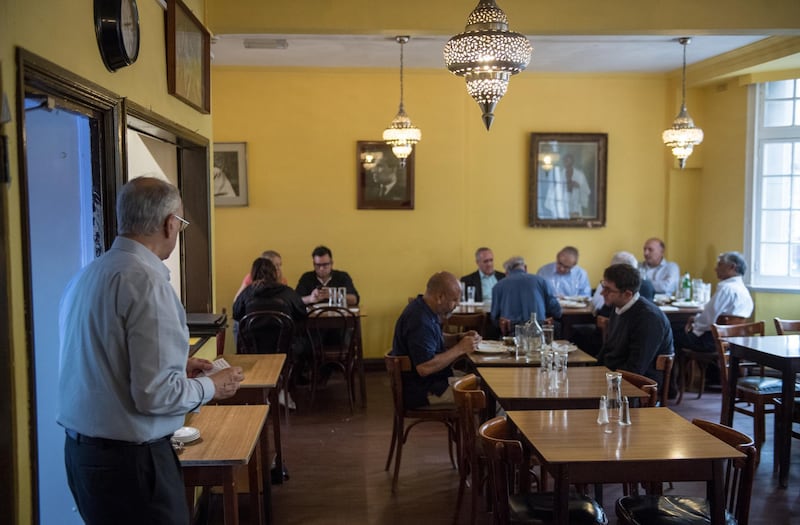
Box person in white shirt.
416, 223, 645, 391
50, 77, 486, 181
674, 251, 754, 354
639, 237, 681, 294
536, 246, 591, 297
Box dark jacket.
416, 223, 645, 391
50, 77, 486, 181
460, 270, 506, 303
233, 282, 307, 353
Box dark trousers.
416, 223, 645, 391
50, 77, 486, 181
65, 432, 189, 525
672, 326, 720, 388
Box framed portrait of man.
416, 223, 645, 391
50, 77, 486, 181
213, 142, 248, 206
529, 132, 607, 228
356, 141, 415, 210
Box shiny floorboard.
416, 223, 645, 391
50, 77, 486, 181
204, 370, 800, 524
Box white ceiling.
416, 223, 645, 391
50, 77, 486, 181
210, 34, 769, 73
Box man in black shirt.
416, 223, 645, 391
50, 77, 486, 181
296, 245, 359, 306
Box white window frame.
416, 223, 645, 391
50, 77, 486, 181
745, 79, 800, 292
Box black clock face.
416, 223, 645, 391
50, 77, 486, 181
95, 0, 140, 72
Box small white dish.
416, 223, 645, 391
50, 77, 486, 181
173, 426, 200, 444
476, 342, 507, 354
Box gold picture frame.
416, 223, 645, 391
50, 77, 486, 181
166, 0, 210, 113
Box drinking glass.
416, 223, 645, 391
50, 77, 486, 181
514, 325, 525, 360
542, 326, 554, 349
338, 287, 347, 307
459, 282, 466, 303
323, 287, 334, 306
467, 286, 476, 304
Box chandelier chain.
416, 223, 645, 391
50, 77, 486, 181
399, 38, 405, 112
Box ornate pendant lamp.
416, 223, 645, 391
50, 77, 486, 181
443, 0, 532, 130
383, 36, 421, 166
662, 37, 704, 169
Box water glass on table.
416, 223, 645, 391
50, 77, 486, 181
514, 325, 525, 360
542, 326, 554, 349
466, 285, 476, 304
326, 287, 337, 306
338, 287, 347, 307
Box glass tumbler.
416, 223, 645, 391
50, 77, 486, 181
338, 287, 347, 307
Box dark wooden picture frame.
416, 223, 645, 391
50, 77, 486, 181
357, 141, 415, 210
213, 142, 248, 206
166, 0, 210, 113
529, 132, 607, 228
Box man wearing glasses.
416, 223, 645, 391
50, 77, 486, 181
296, 245, 360, 306
536, 245, 591, 297
596, 264, 673, 388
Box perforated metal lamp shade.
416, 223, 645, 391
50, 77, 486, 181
443, 0, 532, 130
663, 38, 704, 169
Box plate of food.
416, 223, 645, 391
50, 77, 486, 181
476, 341, 508, 354
672, 300, 702, 308
558, 300, 586, 309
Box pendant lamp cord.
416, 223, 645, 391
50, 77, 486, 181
399, 38, 406, 113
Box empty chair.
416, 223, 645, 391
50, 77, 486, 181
384, 352, 458, 493
453, 374, 487, 525
306, 306, 359, 412
712, 321, 796, 460
479, 416, 608, 525
444, 312, 487, 338
618, 370, 658, 407
238, 309, 295, 423
676, 314, 746, 404
773, 317, 800, 335
616, 419, 756, 525
655, 353, 674, 407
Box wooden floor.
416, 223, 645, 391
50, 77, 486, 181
204, 369, 800, 524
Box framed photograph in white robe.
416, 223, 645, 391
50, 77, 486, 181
213, 142, 248, 206
529, 132, 607, 228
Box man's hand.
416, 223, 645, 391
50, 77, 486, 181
457, 334, 479, 355
684, 315, 695, 333
186, 357, 213, 378
210, 367, 245, 400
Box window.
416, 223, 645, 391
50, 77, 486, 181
748, 79, 800, 290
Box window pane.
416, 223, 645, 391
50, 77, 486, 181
765, 80, 795, 99
764, 100, 794, 127
792, 244, 800, 276
763, 142, 793, 174
792, 176, 800, 208
761, 210, 790, 241
795, 142, 800, 174
792, 212, 800, 242
760, 243, 789, 276
795, 101, 800, 127
763, 176, 791, 208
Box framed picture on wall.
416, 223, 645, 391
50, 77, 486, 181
356, 141, 415, 210
166, 0, 211, 113
528, 132, 608, 228
213, 142, 248, 206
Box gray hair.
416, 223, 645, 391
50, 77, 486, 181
503, 256, 526, 272
719, 251, 747, 276
261, 250, 281, 260
610, 251, 639, 268
117, 177, 182, 236
475, 246, 491, 260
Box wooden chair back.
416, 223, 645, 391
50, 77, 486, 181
716, 314, 747, 326
478, 417, 524, 525
307, 306, 359, 411
711, 321, 766, 385
618, 370, 658, 407
692, 419, 757, 524
655, 353, 674, 407
445, 312, 486, 337
774, 317, 800, 335
596, 315, 610, 343
453, 374, 487, 524
238, 310, 295, 355
384, 352, 412, 417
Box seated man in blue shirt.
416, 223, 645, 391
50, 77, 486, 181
490, 256, 562, 333
392, 272, 480, 409
536, 245, 591, 297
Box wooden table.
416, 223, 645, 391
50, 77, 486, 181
477, 366, 646, 411
468, 344, 596, 367
181, 405, 269, 525
724, 335, 800, 488
508, 408, 744, 525
214, 354, 286, 494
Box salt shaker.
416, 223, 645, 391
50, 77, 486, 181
619, 396, 632, 426
597, 395, 609, 424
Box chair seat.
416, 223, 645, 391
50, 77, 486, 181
616, 494, 736, 525
736, 376, 782, 393
510, 492, 608, 525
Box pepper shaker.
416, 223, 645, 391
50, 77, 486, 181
619, 396, 632, 426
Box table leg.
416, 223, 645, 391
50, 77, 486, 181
778, 368, 793, 488
553, 466, 569, 525
722, 354, 740, 427
708, 459, 725, 525
259, 423, 272, 524
222, 469, 239, 525
356, 318, 367, 407
248, 439, 265, 525
268, 387, 284, 484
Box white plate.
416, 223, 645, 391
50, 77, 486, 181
672, 300, 701, 308
558, 300, 586, 308
459, 301, 484, 307
551, 342, 578, 353
562, 296, 589, 302
173, 426, 200, 443
476, 342, 508, 354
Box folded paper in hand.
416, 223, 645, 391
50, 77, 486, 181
203, 357, 230, 376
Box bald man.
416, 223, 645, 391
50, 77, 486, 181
639, 237, 681, 294
391, 272, 480, 408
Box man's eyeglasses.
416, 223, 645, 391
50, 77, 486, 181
173, 214, 190, 233
314, 262, 332, 268
600, 281, 622, 294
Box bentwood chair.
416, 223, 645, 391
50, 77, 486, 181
616, 419, 756, 525
479, 416, 608, 525
655, 353, 674, 407
676, 314, 746, 404
238, 310, 296, 424
453, 374, 487, 525
712, 321, 794, 460
384, 352, 458, 493
774, 317, 800, 335
306, 306, 358, 412
618, 370, 658, 408
445, 312, 487, 338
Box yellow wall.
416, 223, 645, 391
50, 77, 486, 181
1, 1, 210, 522
212, 67, 674, 357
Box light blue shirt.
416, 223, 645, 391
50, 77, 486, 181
639, 259, 680, 294
480, 272, 499, 302
57, 236, 214, 443
536, 262, 591, 297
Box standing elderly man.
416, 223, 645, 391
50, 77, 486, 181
296, 245, 360, 306
596, 264, 674, 388
460, 246, 505, 303
536, 245, 592, 297
673, 252, 754, 354
490, 256, 562, 332
640, 237, 681, 294
57, 177, 245, 525
392, 272, 480, 408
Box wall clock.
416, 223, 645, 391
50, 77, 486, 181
94, 0, 140, 72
